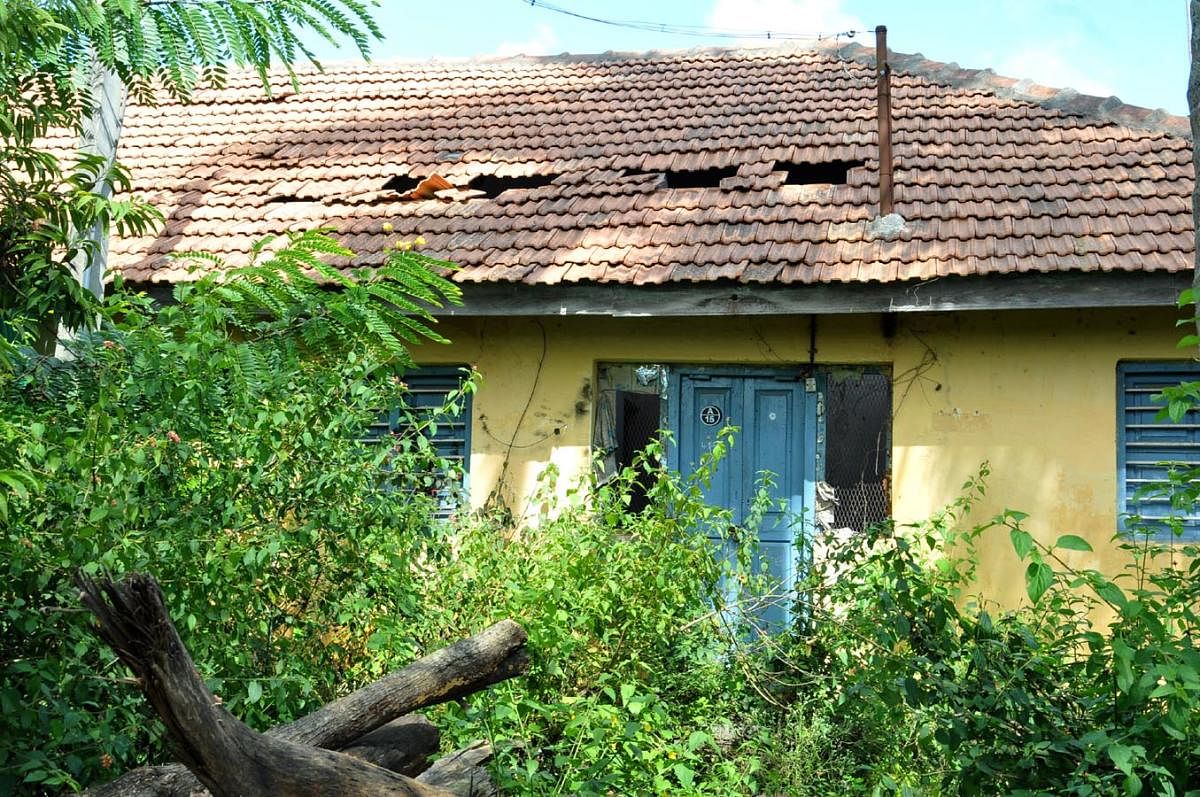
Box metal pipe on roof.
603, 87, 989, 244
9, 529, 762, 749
875, 25, 894, 217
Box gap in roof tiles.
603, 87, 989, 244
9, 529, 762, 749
466, 173, 559, 199
774, 159, 866, 186
666, 165, 737, 189
382, 175, 422, 194
624, 165, 738, 189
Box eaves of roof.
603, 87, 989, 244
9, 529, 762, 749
106, 42, 1195, 294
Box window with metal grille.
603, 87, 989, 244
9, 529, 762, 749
615, 389, 662, 513
823, 369, 891, 532
364, 366, 472, 521
1118, 362, 1200, 540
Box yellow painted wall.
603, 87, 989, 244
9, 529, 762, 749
413, 307, 1187, 606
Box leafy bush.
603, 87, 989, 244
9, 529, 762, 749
371, 434, 775, 796
1, 229, 777, 795
10, 230, 1200, 797
774, 463, 1200, 796
0, 233, 465, 791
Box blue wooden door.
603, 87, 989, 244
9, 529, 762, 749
676, 371, 813, 632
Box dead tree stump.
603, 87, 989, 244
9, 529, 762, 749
78, 572, 527, 797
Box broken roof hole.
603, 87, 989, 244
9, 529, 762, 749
266, 195, 300, 204
775, 159, 866, 186
466, 173, 558, 199
666, 165, 737, 189
623, 165, 737, 189
383, 175, 422, 194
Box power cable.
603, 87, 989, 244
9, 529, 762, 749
521, 0, 867, 42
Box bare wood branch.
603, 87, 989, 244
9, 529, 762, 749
76, 572, 455, 796
82, 576, 528, 797
278, 620, 528, 750
341, 715, 441, 776
416, 741, 498, 797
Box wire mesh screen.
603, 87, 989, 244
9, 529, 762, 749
616, 390, 662, 513
616, 391, 662, 467
824, 370, 891, 531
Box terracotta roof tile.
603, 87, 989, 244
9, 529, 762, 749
108, 44, 1193, 286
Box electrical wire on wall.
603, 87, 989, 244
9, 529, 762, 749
481, 318, 550, 515
892, 330, 941, 415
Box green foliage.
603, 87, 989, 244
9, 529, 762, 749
0, 0, 381, 352
0, 232, 462, 792
171, 228, 462, 366
392, 437, 774, 796
769, 463, 1200, 796
8, 246, 1200, 795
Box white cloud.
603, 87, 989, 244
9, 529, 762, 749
997, 46, 1115, 98
706, 0, 866, 44
495, 23, 559, 57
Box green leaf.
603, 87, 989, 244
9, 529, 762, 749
1107, 742, 1133, 775
1055, 534, 1093, 552
247, 680, 262, 704
1095, 580, 1128, 607
1025, 561, 1053, 604
1113, 638, 1135, 692
1010, 528, 1035, 560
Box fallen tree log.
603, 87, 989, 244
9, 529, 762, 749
416, 740, 497, 797
78, 572, 527, 797
279, 618, 528, 750
86, 717, 443, 797
341, 715, 442, 776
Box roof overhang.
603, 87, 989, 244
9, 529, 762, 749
439, 271, 1193, 317
130, 270, 1192, 317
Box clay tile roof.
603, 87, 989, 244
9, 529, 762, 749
109, 42, 1194, 286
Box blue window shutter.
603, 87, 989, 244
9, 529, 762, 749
1118, 362, 1200, 540
371, 366, 472, 521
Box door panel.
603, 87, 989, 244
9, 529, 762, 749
680, 377, 740, 537
747, 385, 800, 541
744, 381, 806, 631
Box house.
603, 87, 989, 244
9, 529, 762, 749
105, 40, 1195, 610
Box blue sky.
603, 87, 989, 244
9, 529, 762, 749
307, 0, 1190, 115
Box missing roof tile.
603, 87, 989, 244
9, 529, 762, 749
383, 175, 422, 194
664, 165, 737, 189
622, 165, 740, 189
774, 159, 866, 186
387, 174, 454, 201
625, 165, 738, 189
466, 173, 558, 199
